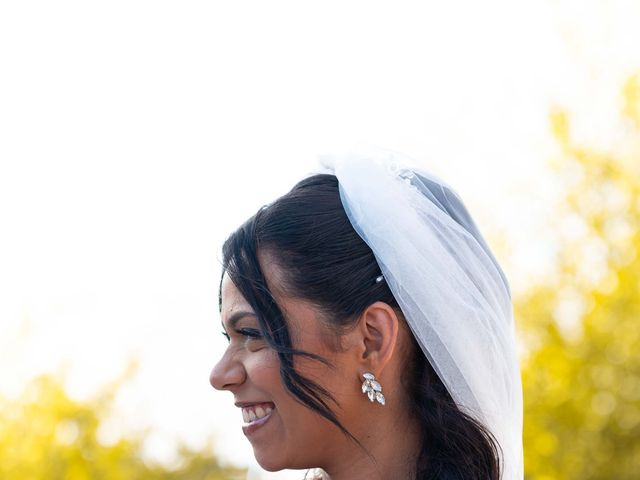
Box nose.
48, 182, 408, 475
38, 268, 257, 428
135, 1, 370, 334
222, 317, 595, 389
210, 348, 246, 391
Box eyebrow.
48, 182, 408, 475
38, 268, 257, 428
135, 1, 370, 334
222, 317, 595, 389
221, 310, 257, 330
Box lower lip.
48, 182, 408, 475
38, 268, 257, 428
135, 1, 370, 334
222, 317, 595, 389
242, 409, 275, 436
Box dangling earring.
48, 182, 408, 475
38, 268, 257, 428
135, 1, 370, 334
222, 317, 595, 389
361, 372, 385, 405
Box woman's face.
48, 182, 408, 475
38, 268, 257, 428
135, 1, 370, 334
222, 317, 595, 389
210, 265, 363, 471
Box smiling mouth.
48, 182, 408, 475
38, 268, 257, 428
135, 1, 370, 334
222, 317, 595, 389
241, 402, 275, 436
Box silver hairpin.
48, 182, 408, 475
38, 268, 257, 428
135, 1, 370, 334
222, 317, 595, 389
375, 274, 384, 283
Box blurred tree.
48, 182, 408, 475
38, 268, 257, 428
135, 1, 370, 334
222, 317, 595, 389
0, 373, 245, 480
518, 73, 640, 479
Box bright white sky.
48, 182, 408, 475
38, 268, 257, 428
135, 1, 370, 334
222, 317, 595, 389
1, 1, 639, 478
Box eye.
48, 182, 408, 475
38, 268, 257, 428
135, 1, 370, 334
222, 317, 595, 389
237, 327, 263, 339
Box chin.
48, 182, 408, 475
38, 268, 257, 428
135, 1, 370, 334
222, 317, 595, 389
253, 448, 307, 473
253, 449, 287, 472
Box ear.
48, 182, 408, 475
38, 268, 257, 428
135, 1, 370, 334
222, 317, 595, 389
355, 301, 400, 374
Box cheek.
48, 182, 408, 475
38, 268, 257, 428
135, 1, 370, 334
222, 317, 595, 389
292, 350, 360, 421
250, 349, 362, 470
245, 349, 282, 387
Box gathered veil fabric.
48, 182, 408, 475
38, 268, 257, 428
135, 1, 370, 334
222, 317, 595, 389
320, 148, 523, 480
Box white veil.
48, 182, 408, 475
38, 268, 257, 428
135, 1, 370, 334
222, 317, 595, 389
320, 148, 523, 480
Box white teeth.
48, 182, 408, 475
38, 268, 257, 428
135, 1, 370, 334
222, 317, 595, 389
241, 405, 274, 424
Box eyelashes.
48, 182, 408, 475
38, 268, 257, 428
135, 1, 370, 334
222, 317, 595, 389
221, 328, 263, 343
237, 328, 263, 339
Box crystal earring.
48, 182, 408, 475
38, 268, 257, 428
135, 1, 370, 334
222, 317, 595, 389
361, 372, 385, 405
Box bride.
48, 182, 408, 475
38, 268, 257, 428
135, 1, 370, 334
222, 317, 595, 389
210, 150, 523, 479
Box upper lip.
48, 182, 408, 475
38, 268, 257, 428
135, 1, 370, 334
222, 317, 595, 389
234, 401, 274, 408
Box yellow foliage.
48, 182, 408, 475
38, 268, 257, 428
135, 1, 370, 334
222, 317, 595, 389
0, 374, 245, 480
623, 73, 640, 127
519, 74, 640, 479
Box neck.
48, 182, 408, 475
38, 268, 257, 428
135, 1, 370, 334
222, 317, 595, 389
319, 406, 422, 480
